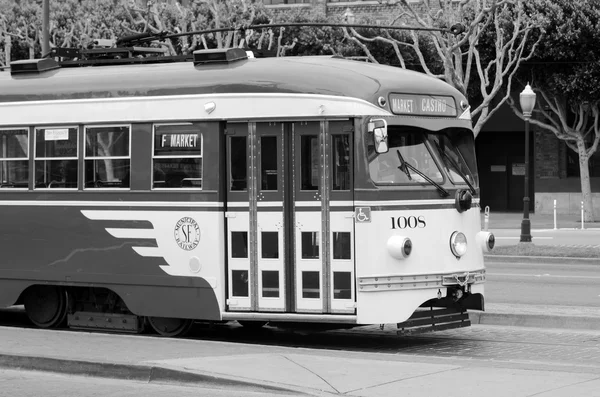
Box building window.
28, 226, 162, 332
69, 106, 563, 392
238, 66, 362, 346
84, 125, 131, 189
566, 144, 600, 178
34, 127, 78, 189
0, 128, 29, 189
153, 124, 203, 189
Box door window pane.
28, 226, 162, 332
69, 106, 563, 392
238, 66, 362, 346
261, 231, 279, 259
262, 270, 279, 298
333, 272, 352, 300
300, 135, 319, 190
230, 136, 247, 191
232, 270, 249, 297
333, 232, 351, 260
231, 231, 248, 258
260, 136, 278, 191
301, 232, 319, 259
332, 135, 351, 190
0, 129, 29, 188
302, 271, 320, 299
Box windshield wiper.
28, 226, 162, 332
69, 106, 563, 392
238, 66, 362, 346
396, 150, 450, 197
434, 141, 476, 195
395, 150, 412, 181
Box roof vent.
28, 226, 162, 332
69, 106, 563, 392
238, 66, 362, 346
193, 48, 247, 65
10, 58, 60, 75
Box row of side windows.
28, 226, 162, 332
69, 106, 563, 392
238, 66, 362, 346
0, 124, 203, 190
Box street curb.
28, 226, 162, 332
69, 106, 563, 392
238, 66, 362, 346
0, 354, 302, 394
484, 255, 600, 264
469, 312, 600, 330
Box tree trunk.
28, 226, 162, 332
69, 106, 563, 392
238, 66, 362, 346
577, 140, 595, 222
5, 35, 10, 65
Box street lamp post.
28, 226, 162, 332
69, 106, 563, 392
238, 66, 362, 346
519, 84, 537, 243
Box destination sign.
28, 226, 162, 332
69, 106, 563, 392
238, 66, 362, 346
160, 133, 200, 149
389, 94, 457, 117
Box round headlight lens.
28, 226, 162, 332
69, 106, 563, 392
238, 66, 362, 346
487, 233, 495, 250
450, 231, 468, 257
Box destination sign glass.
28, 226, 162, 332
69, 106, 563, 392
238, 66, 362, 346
389, 94, 457, 117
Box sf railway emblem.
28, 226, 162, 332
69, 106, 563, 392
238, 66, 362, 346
174, 217, 201, 251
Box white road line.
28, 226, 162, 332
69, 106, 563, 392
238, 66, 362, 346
488, 272, 600, 279
495, 236, 553, 239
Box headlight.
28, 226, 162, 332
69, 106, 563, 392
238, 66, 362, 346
450, 231, 467, 258
387, 236, 412, 259
476, 231, 495, 253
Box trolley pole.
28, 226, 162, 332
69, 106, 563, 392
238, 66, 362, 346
42, 0, 50, 57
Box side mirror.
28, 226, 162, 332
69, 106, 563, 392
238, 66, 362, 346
368, 119, 388, 154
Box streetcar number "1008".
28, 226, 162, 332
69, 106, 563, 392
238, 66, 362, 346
390, 216, 426, 229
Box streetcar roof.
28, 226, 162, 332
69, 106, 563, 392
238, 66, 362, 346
0, 55, 466, 109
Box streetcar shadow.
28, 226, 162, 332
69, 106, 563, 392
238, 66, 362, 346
183, 321, 445, 353
0, 307, 446, 354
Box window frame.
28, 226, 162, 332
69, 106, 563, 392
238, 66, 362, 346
34, 125, 79, 190
83, 124, 132, 190
152, 122, 203, 190
0, 127, 30, 190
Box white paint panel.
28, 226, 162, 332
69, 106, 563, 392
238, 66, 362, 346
295, 210, 323, 312
0, 93, 391, 126
227, 211, 252, 311
354, 207, 485, 323
256, 211, 285, 311
329, 211, 355, 313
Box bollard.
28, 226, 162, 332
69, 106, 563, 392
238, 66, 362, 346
581, 201, 585, 230
484, 206, 490, 231
553, 199, 557, 230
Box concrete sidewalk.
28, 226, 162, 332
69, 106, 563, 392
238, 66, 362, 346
481, 211, 600, 230
1, 324, 600, 396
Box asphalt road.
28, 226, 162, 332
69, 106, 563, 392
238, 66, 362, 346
485, 258, 600, 307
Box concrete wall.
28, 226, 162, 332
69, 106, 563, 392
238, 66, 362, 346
535, 192, 600, 215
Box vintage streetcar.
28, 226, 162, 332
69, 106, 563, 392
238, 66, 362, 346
0, 43, 494, 336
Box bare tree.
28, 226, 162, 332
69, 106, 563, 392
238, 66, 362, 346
507, 0, 600, 222
345, 0, 543, 137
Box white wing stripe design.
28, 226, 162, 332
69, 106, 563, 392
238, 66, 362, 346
82, 210, 159, 221
132, 247, 163, 257
106, 228, 156, 239
81, 209, 209, 279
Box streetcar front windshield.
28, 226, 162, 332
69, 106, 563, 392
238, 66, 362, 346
428, 128, 478, 188
368, 126, 478, 187
368, 127, 443, 185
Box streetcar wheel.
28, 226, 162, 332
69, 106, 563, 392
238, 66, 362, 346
23, 286, 68, 329
146, 317, 194, 337
237, 320, 268, 329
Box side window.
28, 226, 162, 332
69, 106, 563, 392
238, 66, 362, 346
84, 125, 131, 189
34, 127, 78, 189
153, 124, 202, 189
0, 129, 29, 189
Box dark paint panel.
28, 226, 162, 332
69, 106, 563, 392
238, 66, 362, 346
0, 280, 33, 307
0, 206, 166, 276
111, 284, 220, 320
